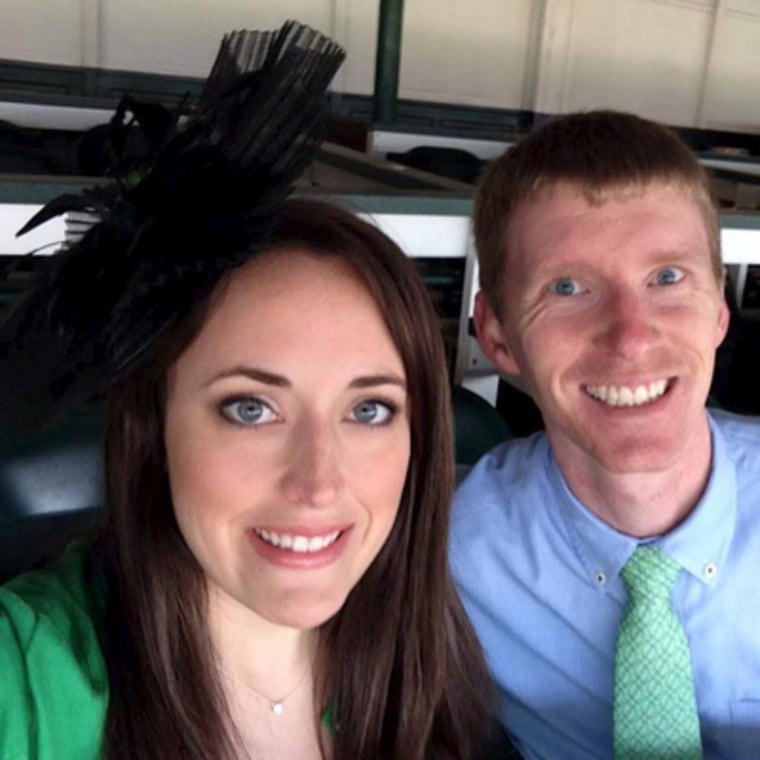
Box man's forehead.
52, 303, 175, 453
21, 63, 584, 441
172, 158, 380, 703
514, 178, 694, 215
503, 179, 708, 263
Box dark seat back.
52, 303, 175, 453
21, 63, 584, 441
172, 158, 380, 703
452, 385, 512, 467
0, 403, 105, 582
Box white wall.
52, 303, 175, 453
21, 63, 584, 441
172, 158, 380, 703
2, 0, 760, 133
532, 0, 760, 132
99, 1, 338, 75
540, 0, 713, 123
397, 0, 536, 107
2, 0, 84, 66
698, 0, 760, 131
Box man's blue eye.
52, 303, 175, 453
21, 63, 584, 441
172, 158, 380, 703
550, 278, 582, 296
350, 400, 394, 425
653, 267, 684, 286
220, 398, 275, 425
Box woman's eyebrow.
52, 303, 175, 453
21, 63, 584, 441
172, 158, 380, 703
204, 366, 291, 388
204, 368, 406, 390
349, 374, 406, 390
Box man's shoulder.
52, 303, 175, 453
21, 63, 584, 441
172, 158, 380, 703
711, 407, 760, 434
711, 409, 760, 461
452, 431, 550, 528
457, 430, 548, 488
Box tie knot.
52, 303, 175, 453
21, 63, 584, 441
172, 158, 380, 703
620, 546, 680, 601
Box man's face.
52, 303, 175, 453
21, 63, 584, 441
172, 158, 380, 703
476, 181, 729, 477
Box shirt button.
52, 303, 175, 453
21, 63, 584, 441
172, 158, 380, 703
703, 562, 718, 580
594, 570, 606, 586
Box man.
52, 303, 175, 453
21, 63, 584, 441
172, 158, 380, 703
450, 110, 760, 759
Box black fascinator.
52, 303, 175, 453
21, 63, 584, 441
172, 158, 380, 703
0, 21, 345, 432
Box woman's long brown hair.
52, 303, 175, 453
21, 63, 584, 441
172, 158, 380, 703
94, 199, 492, 759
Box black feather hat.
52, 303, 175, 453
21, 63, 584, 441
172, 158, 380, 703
0, 21, 345, 432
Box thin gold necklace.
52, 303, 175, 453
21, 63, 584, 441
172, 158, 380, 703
227, 665, 311, 716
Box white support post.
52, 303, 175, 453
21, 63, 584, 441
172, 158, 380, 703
532, 0, 579, 116
695, 0, 729, 129
79, 0, 101, 70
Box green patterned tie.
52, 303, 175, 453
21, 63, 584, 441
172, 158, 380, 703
613, 546, 702, 760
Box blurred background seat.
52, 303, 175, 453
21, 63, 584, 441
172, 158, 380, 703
453, 384, 512, 476
0, 402, 105, 582
386, 146, 484, 184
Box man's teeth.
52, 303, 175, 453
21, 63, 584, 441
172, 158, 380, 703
585, 379, 668, 407
254, 529, 341, 552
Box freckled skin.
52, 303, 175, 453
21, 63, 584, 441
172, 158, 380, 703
163, 248, 410, 632
476, 181, 729, 531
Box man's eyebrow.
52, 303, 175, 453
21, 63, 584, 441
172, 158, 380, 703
204, 366, 291, 388
349, 374, 406, 390
650, 248, 704, 261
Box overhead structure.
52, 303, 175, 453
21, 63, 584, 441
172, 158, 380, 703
373, 0, 405, 125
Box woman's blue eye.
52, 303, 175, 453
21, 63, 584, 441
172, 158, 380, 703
349, 400, 394, 426
653, 266, 684, 286
220, 398, 276, 426
550, 278, 583, 296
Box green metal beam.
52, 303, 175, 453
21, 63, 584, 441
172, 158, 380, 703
373, 0, 405, 125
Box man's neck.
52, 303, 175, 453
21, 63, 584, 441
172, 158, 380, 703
552, 428, 714, 539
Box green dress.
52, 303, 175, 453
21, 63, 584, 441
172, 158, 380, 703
0, 545, 336, 759
0, 544, 107, 759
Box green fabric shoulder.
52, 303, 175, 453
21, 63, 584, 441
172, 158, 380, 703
0, 543, 108, 760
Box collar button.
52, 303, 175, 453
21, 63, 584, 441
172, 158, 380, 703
703, 562, 718, 580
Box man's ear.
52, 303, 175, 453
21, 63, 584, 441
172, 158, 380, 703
474, 291, 521, 376
715, 297, 730, 347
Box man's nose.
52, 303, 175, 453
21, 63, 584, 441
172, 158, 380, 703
279, 419, 341, 506
595, 287, 657, 360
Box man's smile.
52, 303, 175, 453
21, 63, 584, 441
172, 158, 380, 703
583, 378, 669, 407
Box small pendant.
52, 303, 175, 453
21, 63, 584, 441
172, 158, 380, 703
271, 702, 284, 716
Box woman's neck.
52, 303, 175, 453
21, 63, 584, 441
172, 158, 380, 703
208, 582, 317, 695
207, 584, 326, 759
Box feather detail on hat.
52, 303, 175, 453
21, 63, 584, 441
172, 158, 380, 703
1, 21, 345, 433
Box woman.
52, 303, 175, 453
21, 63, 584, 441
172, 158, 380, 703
0, 200, 492, 759
0, 22, 492, 760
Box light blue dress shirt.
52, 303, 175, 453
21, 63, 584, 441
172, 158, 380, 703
450, 410, 760, 760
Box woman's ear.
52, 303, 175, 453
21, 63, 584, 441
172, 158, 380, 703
473, 291, 521, 376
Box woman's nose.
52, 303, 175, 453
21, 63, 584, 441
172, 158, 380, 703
279, 420, 341, 506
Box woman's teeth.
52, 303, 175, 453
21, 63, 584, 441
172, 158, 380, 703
254, 528, 341, 553
585, 379, 668, 407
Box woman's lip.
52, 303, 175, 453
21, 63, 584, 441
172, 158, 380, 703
247, 525, 353, 569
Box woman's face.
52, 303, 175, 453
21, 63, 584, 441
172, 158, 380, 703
163, 248, 410, 630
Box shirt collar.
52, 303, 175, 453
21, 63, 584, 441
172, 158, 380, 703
547, 412, 737, 592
